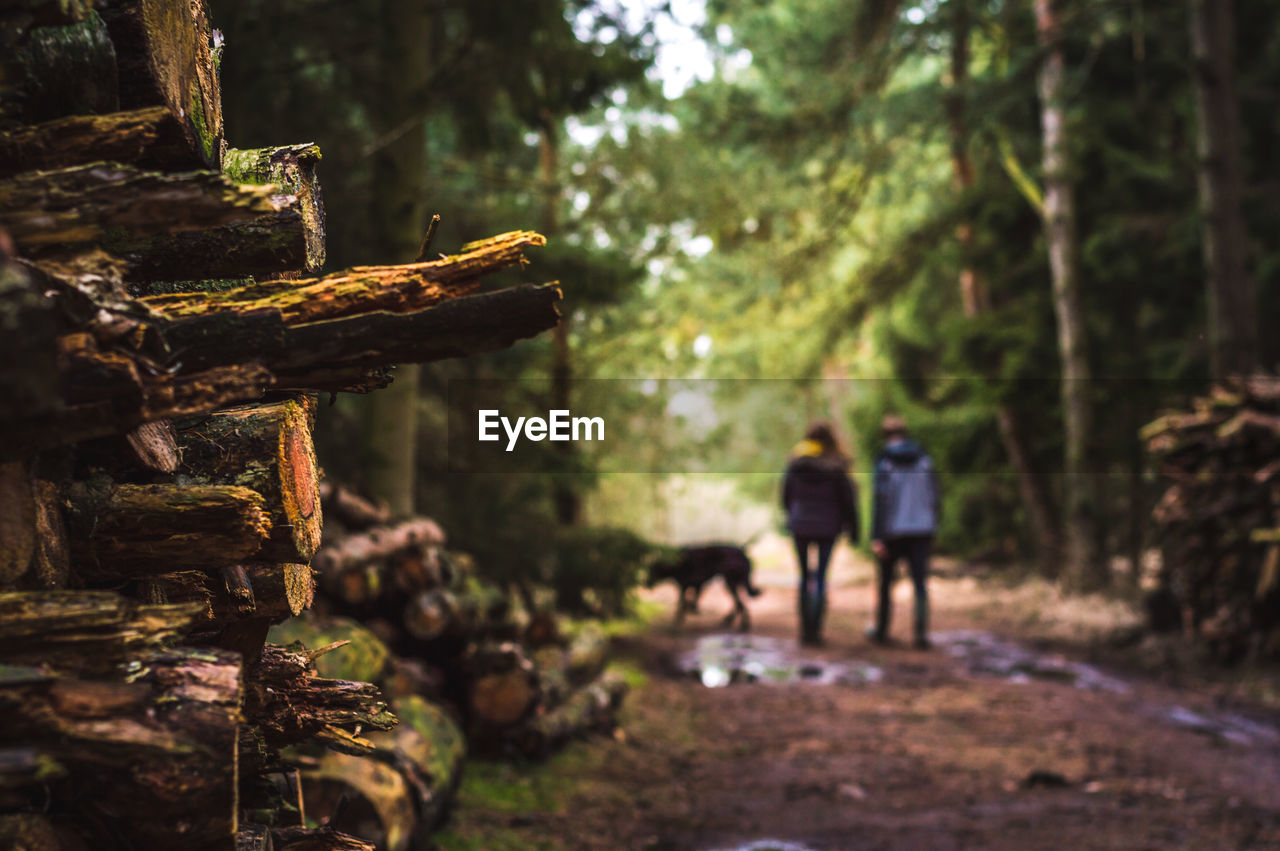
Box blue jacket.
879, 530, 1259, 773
872, 438, 939, 539
782, 442, 859, 540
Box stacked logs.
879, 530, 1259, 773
0, 2, 562, 848
308, 485, 629, 759
1142, 376, 1280, 661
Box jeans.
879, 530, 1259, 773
794, 535, 835, 641
875, 535, 932, 642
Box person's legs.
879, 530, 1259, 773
907, 535, 932, 646
874, 541, 899, 642
811, 537, 835, 641
794, 537, 814, 641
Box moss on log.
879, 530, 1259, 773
176, 397, 321, 564
300, 695, 465, 850
142, 230, 546, 323
223, 144, 326, 274
0, 106, 202, 177
0, 13, 119, 127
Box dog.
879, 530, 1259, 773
647, 544, 763, 631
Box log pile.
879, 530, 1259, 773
1142, 376, 1280, 661
0, 1, 563, 847
305, 489, 630, 760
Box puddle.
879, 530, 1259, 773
1157, 705, 1280, 747
932, 630, 1130, 694
934, 631, 1280, 747
677, 634, 883, 688
706, 842, 820, 851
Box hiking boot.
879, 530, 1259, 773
864, 625, 889, 646
913, 636, 932, 650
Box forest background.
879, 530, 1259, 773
211, 0, 1280, 614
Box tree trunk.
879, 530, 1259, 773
357, 0, 434, 521
1188, 0, 1257, 378
0, 589, 203, 673
320, 481, 392, 531
1036, 0, 1104, 589
947, 0, 1062, 571
541, 119, 580, 526
176, 397, 323, 564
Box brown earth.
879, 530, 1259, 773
439, 546, 1280, 851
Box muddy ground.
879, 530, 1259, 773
436, 548, 1280, 850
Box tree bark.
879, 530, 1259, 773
320, 482, 392, 531
67, 481, 272, 578
242, 644, 396, 754
0, 589, 203, 673
0, 12, 119, 127
98, 0, 223, 166
0, 106, 203, 177
300, 695, 465, 850
312, 517, 444, 577
0, 647, 242, 850
176, 397, 323, 565
0, 163, 280, 252
1036, 0, 1103, 589
1188, 0, 1257, 378
947, 0, 1061, 571
503, 671, 627, 759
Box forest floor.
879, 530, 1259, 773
435, 541, 1280, 850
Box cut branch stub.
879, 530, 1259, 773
176, 397, 322, 564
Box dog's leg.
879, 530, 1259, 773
729, 583, 750, 632
674, 585, 688, 626
721, 582, 744, 629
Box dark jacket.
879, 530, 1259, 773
782, 441, 860, 540
872, 438, 939, 540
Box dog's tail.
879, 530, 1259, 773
740, 528, 769, 550
745, 578, 763, 598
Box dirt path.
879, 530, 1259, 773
440, 556, 1280, 850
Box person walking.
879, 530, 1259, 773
782, 422, 859, 646
869, 414, 939, 649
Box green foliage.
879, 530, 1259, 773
542, 526, 662, 617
